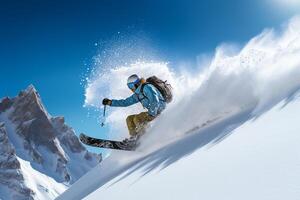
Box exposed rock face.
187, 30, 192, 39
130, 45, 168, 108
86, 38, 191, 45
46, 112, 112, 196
51, 116, 85, 153
0, 97, 13, 113
0, 123, 35, 200
0, 85, 101, 199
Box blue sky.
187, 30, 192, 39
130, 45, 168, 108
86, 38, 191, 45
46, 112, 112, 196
0, 0, 298, 153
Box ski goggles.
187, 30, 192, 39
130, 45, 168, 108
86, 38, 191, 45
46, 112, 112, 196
127, 79, 140, 90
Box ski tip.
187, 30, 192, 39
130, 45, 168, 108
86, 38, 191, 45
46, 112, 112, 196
79, 133, 88, 144
79, 133, 85, 137
79, 133, 86, 141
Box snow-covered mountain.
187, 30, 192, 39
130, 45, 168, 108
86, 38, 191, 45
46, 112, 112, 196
0, 85, 101, 200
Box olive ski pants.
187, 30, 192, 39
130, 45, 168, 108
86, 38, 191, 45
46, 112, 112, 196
126, 112, 155, 136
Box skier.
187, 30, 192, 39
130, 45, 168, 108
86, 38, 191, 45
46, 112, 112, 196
79, 74, 172, 151
102, 74, 171, 143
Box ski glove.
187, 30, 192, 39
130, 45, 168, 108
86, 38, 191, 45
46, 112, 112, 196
102, 98, 112, 106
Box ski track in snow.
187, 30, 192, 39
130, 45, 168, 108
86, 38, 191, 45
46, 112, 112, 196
58, 16, 300, 199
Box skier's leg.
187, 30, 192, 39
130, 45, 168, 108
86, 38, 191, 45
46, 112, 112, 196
126, 115, 138, 136
133, 112, 155, 135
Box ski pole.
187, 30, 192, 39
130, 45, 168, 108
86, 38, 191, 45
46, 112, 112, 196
101, 105, 106, 127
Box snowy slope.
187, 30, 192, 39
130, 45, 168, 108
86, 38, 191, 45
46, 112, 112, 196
87, 100, 300, 200
58, 97, 300, 200
18, 158, 67, 200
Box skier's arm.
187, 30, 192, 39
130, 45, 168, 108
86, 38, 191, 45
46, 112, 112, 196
143, 85, 160, 116
111, 94, 139, 107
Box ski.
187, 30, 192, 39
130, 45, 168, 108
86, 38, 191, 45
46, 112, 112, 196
79, 133, 138, 151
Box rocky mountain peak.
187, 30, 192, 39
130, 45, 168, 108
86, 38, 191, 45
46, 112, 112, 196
7, 85, 65, 166
0, 85, 101, 199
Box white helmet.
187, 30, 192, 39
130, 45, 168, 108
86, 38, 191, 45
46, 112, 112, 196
127, 74, 140, 84
127, 74, 140, 89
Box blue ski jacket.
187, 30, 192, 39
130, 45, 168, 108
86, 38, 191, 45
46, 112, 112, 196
111, 84, 166, 117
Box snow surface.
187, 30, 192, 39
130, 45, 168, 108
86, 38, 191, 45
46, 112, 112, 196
58, 93, 300, 200
58, 96, 300, 200
18, 158, 67, 200
91, 97, 300, 200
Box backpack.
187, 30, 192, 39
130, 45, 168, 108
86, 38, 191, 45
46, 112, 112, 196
141, 76, 173, 103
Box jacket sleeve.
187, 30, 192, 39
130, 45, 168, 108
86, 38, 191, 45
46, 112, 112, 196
143, 85, 160, 116
111, 94, 139, 107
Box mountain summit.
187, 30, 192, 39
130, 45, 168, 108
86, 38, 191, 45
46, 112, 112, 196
0, 85, 101, 200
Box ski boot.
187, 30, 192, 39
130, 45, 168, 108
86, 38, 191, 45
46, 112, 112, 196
122, 135, 141, 148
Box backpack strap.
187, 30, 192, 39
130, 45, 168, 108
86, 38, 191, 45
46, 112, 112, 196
138, 83, 149, 101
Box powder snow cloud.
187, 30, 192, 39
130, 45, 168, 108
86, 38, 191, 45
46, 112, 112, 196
84, 16, 300, 144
